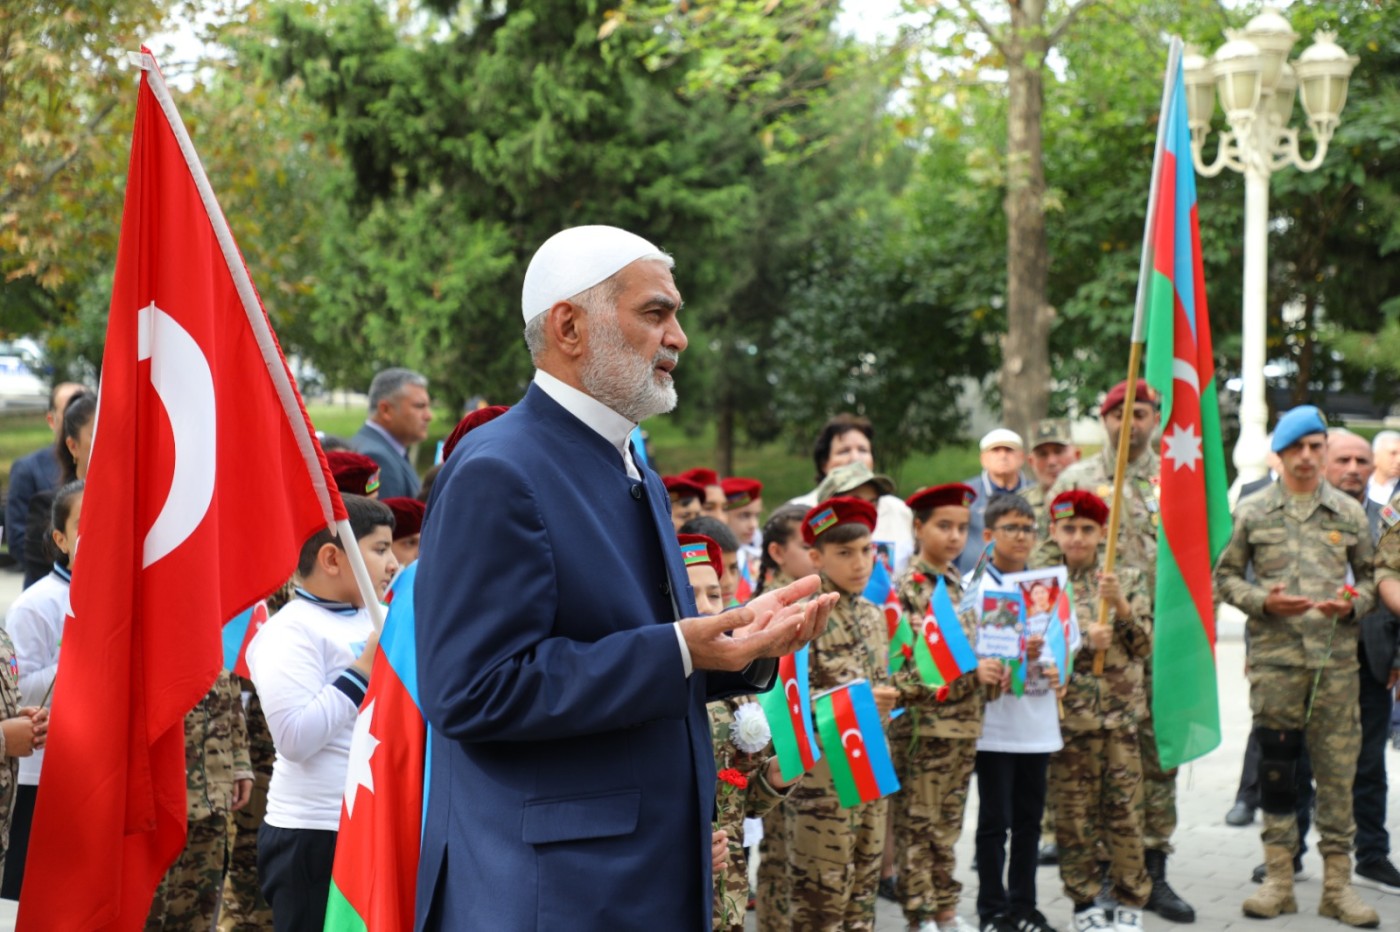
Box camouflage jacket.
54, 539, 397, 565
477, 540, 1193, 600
1019, 484, 1050, 544
889, 559, 984, 739
184, 668, 253, 820
0, 629, 21, 859
1050, 449, 1162, 586
1057, 561, 1151, 732
708, 698, 792, 839
801, 578, 889, 797
1215, 481, 1375, 670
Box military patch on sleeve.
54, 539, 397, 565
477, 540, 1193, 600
1382, 503, 1400, 528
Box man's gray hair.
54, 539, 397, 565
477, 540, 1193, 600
522, 252, 673, 364
1373, 429, 1400, 453
367, 367, 428, 412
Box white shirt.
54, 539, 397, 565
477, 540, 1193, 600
1368, 475, 1397, 507
248, 597, 373, 831
532, 369, 693, 675
4, 571, 70, 785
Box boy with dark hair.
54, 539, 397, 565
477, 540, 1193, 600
681, 515, 743, 605
665, 476, 707, 532
891, 484, 1004, 932
682, 467, 728, 520
383, 497, 425, 568
776, 497, 898, 931
967, 493, 1062, 932
1042, 491, 1150, 932
247, 495, 399, 932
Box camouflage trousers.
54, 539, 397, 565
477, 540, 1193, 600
1249, 663, 1360, 857
220, 687, 273, 932
1139, 677, 1177, 854
785, 789, 887, 932
1050, 726, 1150, 908
890, 734, 976, 922
756, 804, 790, 932
146, 813, 230, 930
713, 825, 751, 932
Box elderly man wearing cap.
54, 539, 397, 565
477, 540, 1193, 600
954, 428, 1032, 576
1020, 419, 1080, 535
1216, 406, 1379, 927
414, 225, 837, 931
1049, 379, 1197, 922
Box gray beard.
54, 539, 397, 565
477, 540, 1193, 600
579, 312, 678, 424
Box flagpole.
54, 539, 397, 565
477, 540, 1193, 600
337, 520, 388, 633
1093, 36, 1183, 678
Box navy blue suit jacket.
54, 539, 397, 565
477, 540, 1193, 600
413, 384, 772, 931
351, 422, 421, 499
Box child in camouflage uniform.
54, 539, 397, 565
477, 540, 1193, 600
776, 497, 896, 932
1041, 491, 1151, 932
145, 667, 253, 928
889, 483, 1003, 932
0, 628, 46, 878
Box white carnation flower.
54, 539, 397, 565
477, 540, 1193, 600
730, 703, 772, 754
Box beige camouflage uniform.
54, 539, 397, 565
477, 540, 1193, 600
146, 668, 252, 930
887, 561, 982, 926
219, 679, 275, 931
778, 577, 890, 932
756, 570, 796, 932
0, 631, 23, 878
1215, 481, 1373, 860
1044, 559, 1152, 908
1051, 448, 1178, 854
710, 698, 796, 932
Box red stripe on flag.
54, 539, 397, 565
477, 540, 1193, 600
922, 614, 962, 683
779, 654, 818, 771
831, 687, 879, 802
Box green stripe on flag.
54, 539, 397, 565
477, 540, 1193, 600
1151, 551, 1221, 769
889, 616, 915, 674
757, 683, 806, 783
324, 880, 368, 932
910, 627, 944, 686
814, 694, 860, 807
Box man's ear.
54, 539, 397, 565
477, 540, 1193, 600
548, 300, 587, 360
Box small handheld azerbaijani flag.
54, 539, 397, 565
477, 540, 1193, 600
222, 600, 269, 680
757, 648, 821, 782
1044, 588, 1074, 686
813, 679, 900, 808
863, 550, 912, 672
912, 577, 978, 687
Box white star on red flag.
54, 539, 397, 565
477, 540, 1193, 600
344, 699, 380, 818
1163, 422, 1203, 472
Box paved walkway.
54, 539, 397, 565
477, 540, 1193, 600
0, 568, 1394, 930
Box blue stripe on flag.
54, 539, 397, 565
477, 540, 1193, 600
795, 647, 821, 764
380, 562, 433, 835
847, 680, 900, 796
932, 577, 978, 673
862, 555, 891, 605
1164, 56, 1199, 339
222, 606, 253, 672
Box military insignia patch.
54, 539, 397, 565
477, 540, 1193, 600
1382, 504, 1400, 528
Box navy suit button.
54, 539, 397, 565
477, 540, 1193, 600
630, 484, 643, 500
660, 580, 671, 596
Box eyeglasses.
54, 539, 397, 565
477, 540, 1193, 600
992, 523, 1037, 538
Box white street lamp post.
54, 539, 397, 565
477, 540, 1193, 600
1184, 7, 1357, 487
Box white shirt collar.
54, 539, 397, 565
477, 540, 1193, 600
362, 418, 407, 457
533, 369, 638, 463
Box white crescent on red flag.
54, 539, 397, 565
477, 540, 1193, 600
19, 50, 345, 930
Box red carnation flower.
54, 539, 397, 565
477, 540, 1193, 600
911, 573, 927, 585
717, 768, 748, 790
1341, 584, 1360, 601
901, 644, 914, 661
935, 684, 951, 703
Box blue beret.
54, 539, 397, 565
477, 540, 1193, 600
1270, 405, 1327, 453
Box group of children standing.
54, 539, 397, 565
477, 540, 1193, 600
684, 466, 1160, 932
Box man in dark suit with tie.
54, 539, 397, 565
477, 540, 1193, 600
351, 367, 433, 499
413, 225, 837, 930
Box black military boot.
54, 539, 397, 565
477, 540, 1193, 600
1144, 848, 1196, 923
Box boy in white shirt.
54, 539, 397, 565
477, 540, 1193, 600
247, 494, 398, 932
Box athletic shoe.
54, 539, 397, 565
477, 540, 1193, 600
1070, 906, 1113, 931
934, 917, 980, 932
1008, 907, 1056, 932
1113, 906, 1144, 932
1355, 857, 1400, 895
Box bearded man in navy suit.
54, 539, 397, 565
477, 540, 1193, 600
414, 226, 836, 931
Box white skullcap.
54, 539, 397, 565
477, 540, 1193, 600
521, 225, 666, 324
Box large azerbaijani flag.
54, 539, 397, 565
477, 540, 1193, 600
325, 563, 427, 931
1143, 44, 1231, 770
757, 648, 821, 782
813, 680, 900, 808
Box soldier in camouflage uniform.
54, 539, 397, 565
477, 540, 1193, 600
1021, 419, 1079, 537
146, 667, 253, 929
888, 483, 1002, 932
1040, 490, 1151, 930
1215, 406, 1379, 927
1050, 378, 1194, 923
0, 628, 45, 879
778, 497, 894, 932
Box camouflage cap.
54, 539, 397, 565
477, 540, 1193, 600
816, 461, 896, 503
1030, 418, 1073, 450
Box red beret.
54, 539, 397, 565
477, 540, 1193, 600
721, 477, 763, 510
906, 483, 977, 513
1050, 490, 1109, 526
327, 451, 381, 497
1100, 379, 1160, 416
677, 533, 724, 579
802, 496, 878, 546
382, 497, 425, 540
680, 467, 721, 488
663, 475, 707, 502
442, 405, 510, 462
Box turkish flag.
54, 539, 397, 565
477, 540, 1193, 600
18, 51, 345, 930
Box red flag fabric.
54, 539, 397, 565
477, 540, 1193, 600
19, 51, 343, 930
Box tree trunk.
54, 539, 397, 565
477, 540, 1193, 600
716, 391, 736, 476
998, 0, 1052, 443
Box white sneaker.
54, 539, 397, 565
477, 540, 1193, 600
937, 918, 980, 932
1070, 907, 1112, 931
1113, 906, 1143, 932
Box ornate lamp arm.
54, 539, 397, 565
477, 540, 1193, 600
1192, 125, 1245, 177
1270, 119, 1337, 173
